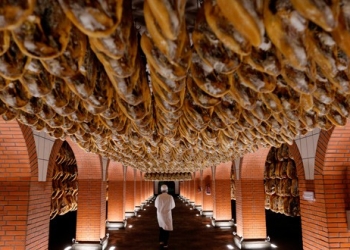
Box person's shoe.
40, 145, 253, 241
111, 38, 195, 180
163, 245, 168, 248
159, 242, 164, 245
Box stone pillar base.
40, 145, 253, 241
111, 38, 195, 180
189, 201, 195, 208
72, 242, 101, 250
201, 210, 213, 217
195, 205, 202, 211
106, 220, 127, 230
140, 202, 146, 209
72, 234, 109, 250
125, 211, 135, 218
233, 235, 271, 249
179, 196, 186, 202
211, 218, 235, 227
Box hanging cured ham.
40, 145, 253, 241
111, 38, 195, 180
0, 0, 348, 176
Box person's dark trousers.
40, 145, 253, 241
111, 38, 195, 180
159, 227, 170, 245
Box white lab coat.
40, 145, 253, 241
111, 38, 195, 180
155, 193, 175, 231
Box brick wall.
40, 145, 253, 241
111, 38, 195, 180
0, 180, 30, 250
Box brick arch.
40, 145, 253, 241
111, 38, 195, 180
66, 137, 102, 179
288, 142, 305, 179
317, 126, 347, 174
125, 165, 134, 180
313, 128, 334, 176
64, 137, 106, 241
0, 119, 54, 249
108, 161, 124, 181
215, 161, 232, 180
18, 123, 38, 177
240, 147, 270, 179
0, 119, 32, 177
203, 167, 212, 184
303, 124, 350, 250
47, 139, 64, 180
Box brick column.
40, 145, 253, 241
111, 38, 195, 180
185, 180, 189, 201
194, 170, 203, 211
142, 176, 147, 203
213, 162, 232, 222
106, 161, 125, 229
125, 166, 135, 218
76, 179, 106, 240
150, 181, 154, 197
139, 172, 145, 205
134, 170, 141, 212
235, 179, 266, 238
179, 181, 183, 196
202, 167, 214, 216
67, 138, 107, 246
145, 181, 150, 199
189, 173, 195, 206
182, 181, 187, 198
234, 148, 270, 249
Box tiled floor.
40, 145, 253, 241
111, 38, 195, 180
106, 195, 236, 250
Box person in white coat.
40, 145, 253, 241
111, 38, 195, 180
155, 184, 175, 248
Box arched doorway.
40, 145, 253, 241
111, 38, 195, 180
49, 141, 78, 250
158, 181, 176, 195
264, 145, 302, 249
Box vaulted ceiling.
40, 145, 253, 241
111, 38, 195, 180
0, 0, 348, 174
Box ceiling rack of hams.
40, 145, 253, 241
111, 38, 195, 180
0, 0, 349, 174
